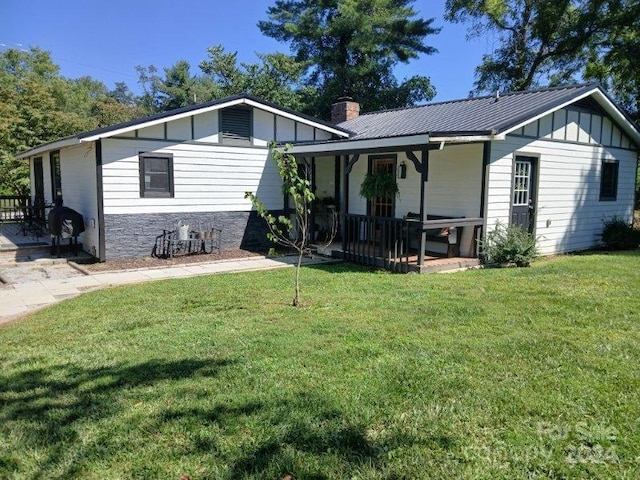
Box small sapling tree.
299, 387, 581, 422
245, 143, 336, 307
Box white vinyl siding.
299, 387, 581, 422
101, 139, 282, 215
486, 135, 636, 255
57, 144, 99, 256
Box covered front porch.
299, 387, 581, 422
290, 135, 489, 273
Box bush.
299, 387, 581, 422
481, 221, 538, 267
601, 216, 640, 250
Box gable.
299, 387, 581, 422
106, 105, 336, 147
509, 107, 635, 150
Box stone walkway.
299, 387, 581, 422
0, 254, 339, 326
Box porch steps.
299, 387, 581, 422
418, 257, 480, 274
0, 244, 53, 264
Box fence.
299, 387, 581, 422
0, 195, 30, 222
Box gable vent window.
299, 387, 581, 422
220, 107, 252, 145
599, 159, 619, 201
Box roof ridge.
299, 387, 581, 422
352, 82, 600, 118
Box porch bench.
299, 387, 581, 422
404, 213, 463, 258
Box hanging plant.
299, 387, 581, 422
359, 171, 399, 200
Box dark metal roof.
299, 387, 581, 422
338, 84, 601, 139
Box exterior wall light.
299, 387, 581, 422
398, 161, 407, 179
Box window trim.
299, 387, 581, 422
599, 159, 619, 201
50, 150, 62, 200
139, 152, 174, 198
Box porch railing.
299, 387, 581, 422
0, 195, 30, 222
342, 214, 414, 272
342, 213, 485, 271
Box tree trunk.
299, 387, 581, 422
292, 249, 303, 307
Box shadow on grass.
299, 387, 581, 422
2, 358, 419, 478
0, 358, 233, 478
156, 391, 416, 479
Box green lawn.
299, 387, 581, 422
1, 252, 639, 479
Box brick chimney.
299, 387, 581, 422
331, 97, 360, 124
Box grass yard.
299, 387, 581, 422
1, 252, 639, 479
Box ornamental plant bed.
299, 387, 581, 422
77, 249, 262, 273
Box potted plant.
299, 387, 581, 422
359, 171, 399, 200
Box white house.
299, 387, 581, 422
18, 84, 640, 271
17, 94, 348, 261
289, 83, 640, 270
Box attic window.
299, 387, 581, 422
220, 107, 252, 145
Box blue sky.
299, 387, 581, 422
1, 0, 491, 104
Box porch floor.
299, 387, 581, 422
314, 242, 480, 273
0, 222, 50, 248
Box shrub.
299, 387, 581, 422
601, 216, 640, 250
481, 221, 538, 267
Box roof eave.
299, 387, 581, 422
286, 133, 431, 157
15, 136, 81, 159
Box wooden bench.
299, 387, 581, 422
404, 213, 463, 258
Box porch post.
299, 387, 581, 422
341, 155, 349, 252
341, 153, 360, 252
418, 148, 430, 266
310, 157, 316, 243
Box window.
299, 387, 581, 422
220, 107, 252, 145
600, 160, 619, 201
139, 153, 174, 198
513, 159, 531, 206
50, 150, 62, 199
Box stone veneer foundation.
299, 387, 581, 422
102, 211, 279, 260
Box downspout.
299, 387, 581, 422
95, 139, 106, 262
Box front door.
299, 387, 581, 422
369, 157, 395, 218
511, 156, 537, 233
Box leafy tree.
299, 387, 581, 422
109, 81, 138, 106
584, 0, 640, 121
258, 0, 439, 116
0, 47, 138, 195
245, 144, 335, 307
135, 65, 163, 115
445, 0, 610, 94
155, 60, 217, 111
0, 158, 29, 196
199, 45, 309, 111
